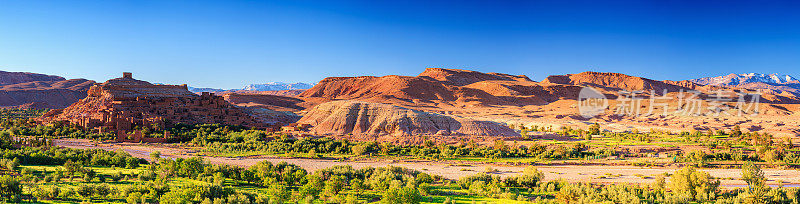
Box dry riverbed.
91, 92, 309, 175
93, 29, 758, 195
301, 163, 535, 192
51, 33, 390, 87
54, 139, 800, 188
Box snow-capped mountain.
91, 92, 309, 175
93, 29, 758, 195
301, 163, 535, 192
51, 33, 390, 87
182, 82, 314, 94
187, 87, 227, 93
242, 82, 314, 91
690, 73, 800, 99
691, 73, 798, 86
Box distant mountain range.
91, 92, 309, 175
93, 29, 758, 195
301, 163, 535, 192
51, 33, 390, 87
691, 73, 798, 86
189, 82, 315, 93
690, 73, 800, 99
242, 82, 315, 91
187, 87, 228, 93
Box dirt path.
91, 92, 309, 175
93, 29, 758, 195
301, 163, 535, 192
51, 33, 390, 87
54, 139, 800, 187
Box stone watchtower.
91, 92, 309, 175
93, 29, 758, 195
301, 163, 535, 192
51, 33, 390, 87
123, 72, 133, 79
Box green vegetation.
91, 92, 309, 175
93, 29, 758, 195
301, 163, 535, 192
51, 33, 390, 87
0, 108, 48, 119
1, 119, 114, 140
203, 135, 595, 161
0, 133, 523, 203
1, 115, 799, 203
512, 123, 800, 167
8, 118, 799, 167
4, 141, 796, 203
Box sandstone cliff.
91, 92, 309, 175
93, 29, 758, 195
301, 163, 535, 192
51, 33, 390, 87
297, 100, 518, 137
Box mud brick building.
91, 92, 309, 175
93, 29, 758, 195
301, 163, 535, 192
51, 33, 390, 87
40, 72, 266, 142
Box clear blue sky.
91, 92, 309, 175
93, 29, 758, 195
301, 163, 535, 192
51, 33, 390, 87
1, 0, 799, 89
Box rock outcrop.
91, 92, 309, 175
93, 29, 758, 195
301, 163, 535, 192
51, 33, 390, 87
297, 100, 518, 137
39, 73, 267, 134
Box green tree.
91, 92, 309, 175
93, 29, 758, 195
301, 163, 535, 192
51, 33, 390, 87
265, 185, 290, 203
351, 178, 366, 194
76, 184, 94, 198
732, 125, 743, 137
150, 151, 161, 163
382, 186, 421, 204
298, 175, 323, 199
493, 140, 507, 151
34, 185, 60, 200
653, 173, 666, 191
687, 151, 708, 167
742, 161, 769, 203
6, 157, 19, 171
784, 137, 794, 149
126, 192, 143, 204
468, 180, 486, 195
668, 166, 720, 201
159, 189, 191, 204
414, 173, 433, 185
518, 166, 545, 188
323, 176, 346, 197
241, 170, 257, 184
520, 129, 529, 140
94, 184, 111, 197
213, 172, 225, 185
83, 169, 96, 182
588, 123, 601, 136
0, 175, 21, 200
63, 160, 83, 181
